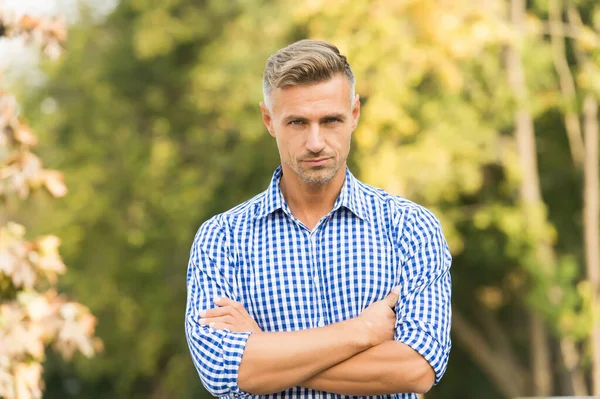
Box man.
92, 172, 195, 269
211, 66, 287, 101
185, 40, 452, 399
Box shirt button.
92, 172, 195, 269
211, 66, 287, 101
317, 319, 325, 327
313, 276, 319, 284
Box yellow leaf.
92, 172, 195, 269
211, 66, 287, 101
35, 235, 60, 257
42, 170, 67, 198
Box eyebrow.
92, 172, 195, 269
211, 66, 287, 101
283, 113, 347, 124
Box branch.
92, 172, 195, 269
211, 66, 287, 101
0, 10, 66, 59
541, 21, 600, 42
548, 0, 585, 168
453, 310, 527, 398
559, 337, 589, 395
566, 6, 589, 66
475, 306, 523, 374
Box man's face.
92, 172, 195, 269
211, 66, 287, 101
261, 74, 360, 185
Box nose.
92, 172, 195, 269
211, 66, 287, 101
305, 124, 326, 154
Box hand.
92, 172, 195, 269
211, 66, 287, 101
199, 297, 262, 333
356, 286, 399, 347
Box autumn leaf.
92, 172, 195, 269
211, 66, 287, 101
0, 367, 14, 399
43, 42, 63, 60
10, 261, 37, 289
14, 362, 43, 399
36, 257, 66, 284
6, 222, 26, 238
13, 124, 38, 147
20, 153, 43, 188
0, 7, 98, 399
0, 94, 19, 127
47, 18, 67, 42
18, 15, 40, 31
41, 170, 67, 197
19, 291, 51, 322
34, 235, 60, 256
55, 303, 98, 359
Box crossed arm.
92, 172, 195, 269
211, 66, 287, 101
198, 293, 435, 395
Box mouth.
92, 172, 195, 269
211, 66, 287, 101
302, 158, 330, 167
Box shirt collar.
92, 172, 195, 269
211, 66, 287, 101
257, 166, 285, 219
256, 166, 369, 221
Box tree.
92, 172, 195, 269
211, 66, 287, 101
0, 8, 99, 399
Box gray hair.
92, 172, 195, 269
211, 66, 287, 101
262, 40, 355, 110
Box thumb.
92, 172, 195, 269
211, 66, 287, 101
386, 285, 400, 307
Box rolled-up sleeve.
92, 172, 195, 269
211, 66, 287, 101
394, 206, 452, 384
185, 216, 251, 397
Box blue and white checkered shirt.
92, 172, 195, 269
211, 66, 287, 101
185, 166, 452, 399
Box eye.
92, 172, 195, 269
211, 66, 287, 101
324, 117, 342, 123
289, 119, 305, 126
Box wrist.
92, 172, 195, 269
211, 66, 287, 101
343, 317, 375, 350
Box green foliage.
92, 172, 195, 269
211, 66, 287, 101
20, 1, 281, 398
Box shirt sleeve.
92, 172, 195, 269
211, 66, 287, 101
184, 216, 252, 398
394, 206, 452, 384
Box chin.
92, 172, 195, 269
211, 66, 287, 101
299, 170, 337, 185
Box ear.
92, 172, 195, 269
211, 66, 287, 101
351, 94, 361, 130
260, 102, 275, 137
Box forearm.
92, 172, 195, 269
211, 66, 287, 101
238, 318, 372, 395
300, 340, 435, 395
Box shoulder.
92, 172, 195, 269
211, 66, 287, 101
353, 178, 444, 242
193, 190, 267, 246
355, 179, 439, 226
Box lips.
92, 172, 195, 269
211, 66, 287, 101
303, 158, 330, 166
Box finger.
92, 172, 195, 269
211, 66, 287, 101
205, 322, 233, 332
385, 285, 401, 307
213, 296, 238, 307
200, 318, 243, 332
199, 315, 235, 326
200, 306, 235, 319
214, 297, 250, 317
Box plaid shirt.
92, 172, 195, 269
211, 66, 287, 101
185, 166, 452, 399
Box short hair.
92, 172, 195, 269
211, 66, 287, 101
262, 39, 355, 109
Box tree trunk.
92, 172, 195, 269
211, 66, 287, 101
528, 312, 552, 395
583, 94, 600, 395
559, 337, 588, 395
548, 0, 585, 169
453, 310, 527, 398
505, 0, 553, 394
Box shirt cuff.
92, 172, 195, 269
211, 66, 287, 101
220, 330, 253, 396
395, 322, 450, 384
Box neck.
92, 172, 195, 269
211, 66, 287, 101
279, 164, 346, 230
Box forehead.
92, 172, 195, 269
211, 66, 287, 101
271, 74, 351, 118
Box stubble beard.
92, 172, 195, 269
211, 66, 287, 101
288, 159, 340, 185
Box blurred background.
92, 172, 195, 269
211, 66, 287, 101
1, 0, 600, 398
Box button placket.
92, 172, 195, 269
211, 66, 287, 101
309, 233, 323, 327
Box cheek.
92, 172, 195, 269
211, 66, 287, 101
284, 131, 305, 148
275, 133, 299, 159
331, 130, 352, 151
274, 136, 288, 158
